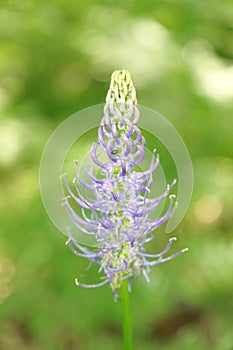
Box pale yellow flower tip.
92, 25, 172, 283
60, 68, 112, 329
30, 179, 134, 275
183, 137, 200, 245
106, 69, 137, 105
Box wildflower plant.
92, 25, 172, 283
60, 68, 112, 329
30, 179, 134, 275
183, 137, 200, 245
61, 70, 188, 304
37, 69, 191, 350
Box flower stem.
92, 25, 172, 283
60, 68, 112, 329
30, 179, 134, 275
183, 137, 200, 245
120, 279, 132, 350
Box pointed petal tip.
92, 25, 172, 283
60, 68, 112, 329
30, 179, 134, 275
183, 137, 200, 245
182, 248, 189, 253
65, 238, 71, 246
169, 194, 176, 199
169, 237, 177, 242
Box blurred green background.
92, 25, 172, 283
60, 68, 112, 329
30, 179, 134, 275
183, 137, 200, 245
0, 0, 233, 349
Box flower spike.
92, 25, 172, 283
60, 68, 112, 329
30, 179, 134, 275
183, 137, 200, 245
61, 69, 188, 298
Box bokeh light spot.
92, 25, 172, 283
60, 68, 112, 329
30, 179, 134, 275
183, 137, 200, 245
194, 195, 222, 225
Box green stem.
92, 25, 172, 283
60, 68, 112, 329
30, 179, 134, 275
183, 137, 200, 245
120, 279, 132, 350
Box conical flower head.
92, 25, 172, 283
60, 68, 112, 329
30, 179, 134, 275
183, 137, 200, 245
61, 70, 188, 297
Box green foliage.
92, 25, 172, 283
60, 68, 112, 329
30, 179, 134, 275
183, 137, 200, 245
0, 0, 232, 349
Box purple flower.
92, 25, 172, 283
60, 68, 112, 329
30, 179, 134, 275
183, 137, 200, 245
61, 70, 188, 298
